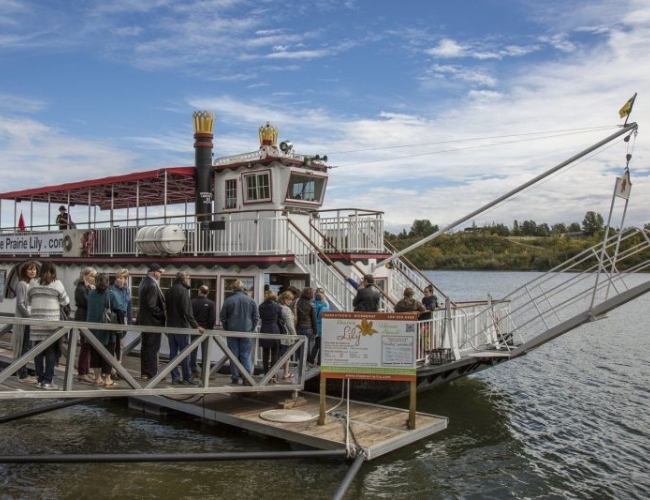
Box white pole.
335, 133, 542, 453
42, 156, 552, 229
375, 123, 638, 269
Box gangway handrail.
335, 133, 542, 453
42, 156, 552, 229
0, 316, 307, 400
460, 225, 650, 354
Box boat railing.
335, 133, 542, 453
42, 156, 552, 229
0, 208, 387, 257
414, 300, 511, 364
0, 316, 307, 399
461, 226, 650, 354
312, 208, 385, 253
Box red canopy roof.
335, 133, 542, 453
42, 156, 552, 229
0, 167, 197, 210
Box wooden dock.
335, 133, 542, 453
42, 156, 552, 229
134, 390, 448, 460
1, 332, 448, 460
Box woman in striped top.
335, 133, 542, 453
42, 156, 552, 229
26, 262, 70, 389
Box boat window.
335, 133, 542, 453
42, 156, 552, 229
221, 276, 255, 302
130, 275, 217, 316
225, 179, 237, 209
243, 172, 271, 202
287, 173, 325, 203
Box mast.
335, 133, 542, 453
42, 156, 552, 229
375, 122, 639, 270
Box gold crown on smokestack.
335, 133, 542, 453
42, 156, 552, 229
193, 111, 215, 134
259, 121, 278, 147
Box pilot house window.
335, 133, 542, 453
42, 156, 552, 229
287, 173, 326, 203
244, 172, 271, 202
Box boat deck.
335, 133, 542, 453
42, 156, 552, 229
138, 390, 447, 460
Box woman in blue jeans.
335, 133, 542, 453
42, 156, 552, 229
13, 260, 39, 381
295, 287, 317, 366
26, 262, 70, 389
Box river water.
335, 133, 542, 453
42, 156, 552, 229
1, 271, 649, 499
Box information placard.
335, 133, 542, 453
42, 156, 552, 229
320, 312, 418, 381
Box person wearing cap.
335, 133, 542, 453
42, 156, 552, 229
352, 274, 381, 312
55, 206, 73, 230
137, 264, 167, 379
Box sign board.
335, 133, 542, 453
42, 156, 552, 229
320, 311, 418, 381
0, 233, 63, 255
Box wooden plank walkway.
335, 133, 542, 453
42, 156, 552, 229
137, 390, 447, 460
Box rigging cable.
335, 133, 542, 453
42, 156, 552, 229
328, 126, 619, 169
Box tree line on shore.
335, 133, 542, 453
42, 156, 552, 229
385, 212, 650, 271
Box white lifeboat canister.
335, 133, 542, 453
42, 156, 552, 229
135, 225, 186, 255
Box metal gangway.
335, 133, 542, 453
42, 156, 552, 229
0, 318, 307, 400
462, 226, 650, 358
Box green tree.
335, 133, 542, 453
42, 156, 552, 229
582, 211, 604, 236
409, 219, 438, 238
521, 220, 538, 236
551, 222, 567, 235
568, 222, 582, 233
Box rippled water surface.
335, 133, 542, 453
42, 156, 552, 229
1, 271, 649, 499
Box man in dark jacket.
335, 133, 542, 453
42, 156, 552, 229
353, 274, 381, 312
219, 280, 259, 385
190, 285, 216, 378
137, 264, 166, 379
166, 270, 204, 386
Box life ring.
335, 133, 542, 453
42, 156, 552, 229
82, 230, 96, 257
63, 234, 74, 252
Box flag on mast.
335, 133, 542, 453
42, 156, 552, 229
618, 93, 637, 119
614, 169, 632, 200
18, 212, 26, 231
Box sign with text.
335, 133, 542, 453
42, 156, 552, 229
0, 233, 64, 255
321, 312, 418, 381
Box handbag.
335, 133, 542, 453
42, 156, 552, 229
101, 292, 118, 324
277, 314, 289, 335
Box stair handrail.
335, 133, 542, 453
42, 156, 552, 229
286, 219, 355, 311
383, 239, 454, 305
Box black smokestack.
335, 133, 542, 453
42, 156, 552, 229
193, 111, 215, 224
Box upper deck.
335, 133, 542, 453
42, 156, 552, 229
0, 207, 387, 261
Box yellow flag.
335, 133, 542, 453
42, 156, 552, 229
619, 94, 636, 118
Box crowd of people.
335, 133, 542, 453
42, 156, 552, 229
10, 260, 438, 390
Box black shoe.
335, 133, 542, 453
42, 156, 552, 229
171, 379, 183, 385
183, 378, 201, 387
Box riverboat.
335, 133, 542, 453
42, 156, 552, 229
1, 112, 649, 401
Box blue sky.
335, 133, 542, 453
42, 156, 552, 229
1, 0, 648, 233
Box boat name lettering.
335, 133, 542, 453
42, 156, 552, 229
336, 326, 361, 347
0, 234, 63, 255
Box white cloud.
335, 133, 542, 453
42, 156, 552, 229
426, 38, 466, 58
0, 93, 46, 113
